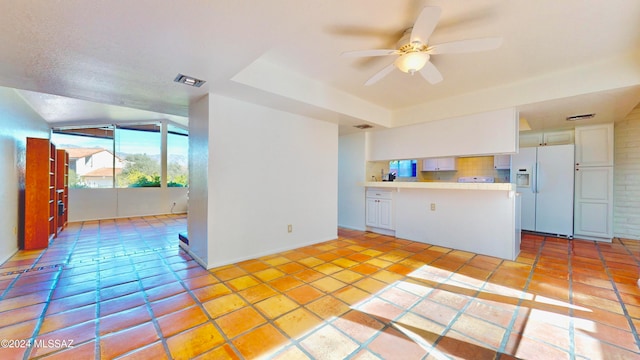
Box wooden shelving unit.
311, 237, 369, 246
56, 149, 69, 234
24, 138, 68, 250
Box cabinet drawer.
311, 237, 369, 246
366, 190, 392, 199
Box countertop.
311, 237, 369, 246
361, 181, 514, 191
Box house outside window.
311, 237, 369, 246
51, 122, 188, 188
52, 126, 115, 188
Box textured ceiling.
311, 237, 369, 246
1, 0, 639, 133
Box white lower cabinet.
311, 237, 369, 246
574, 166, 613, 240
365, 190, 394, 230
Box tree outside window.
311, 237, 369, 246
52, 122, 188, 188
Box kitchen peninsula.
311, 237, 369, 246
362, 181, 520, 261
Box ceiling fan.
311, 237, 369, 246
341, 6, 503, 86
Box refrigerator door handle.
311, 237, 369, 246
533, 162, 539, 193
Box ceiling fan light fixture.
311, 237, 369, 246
395, 52, 429, 74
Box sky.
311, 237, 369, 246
51, 127, 188, 158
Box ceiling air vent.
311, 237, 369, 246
566, 113, 595, 121
174, 73, 206, 87
354, 124, 373, 129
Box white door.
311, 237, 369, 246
511, 147, 537, 231
535, 145, 574, 236
575, 124, 614, 167
377, 199, 394, 229
574, 166, 613, 238
365, 198, 379, 227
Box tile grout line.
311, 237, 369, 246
121, 244, 172, 359
22, 222, 83, 360
497, 236, 546, 356
567, 239, 576, 360
0, 244, 55, 301
339, 240, 453, 359
139, 231, 245, 360
423, 254, 508, 358
263, 244, 388, 360
128, 216, 217, 360
594, 242, 640, 352
265, 237, 434, 360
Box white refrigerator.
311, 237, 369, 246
511, 144, 575, 237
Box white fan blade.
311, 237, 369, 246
419, 61, 443, 84
410, 7, 442, 45
341, 49, 399, 58
365, 63, 396, 86
428, 37, 503, 55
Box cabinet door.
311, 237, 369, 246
519, 132, 544, 147
377, 199, 394, 229
493, 155, 511, 169
543, 130, 574, 146
422, 158, 438, 171
574, 166, 613, 239
575, 124, 613, 166
365, 198, 379, 227
437, 157, 457, 171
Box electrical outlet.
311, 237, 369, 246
430, 203, 436, 211
287, 224, 293, 233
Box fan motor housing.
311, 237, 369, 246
396, 28, 427, 52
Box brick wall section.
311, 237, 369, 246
614, 105, 640, 240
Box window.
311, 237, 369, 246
52, 122, 189, 188
167, 125, 189, 187
116, 124, 161, 188
52, 126, 115, 188
389, 159, 417, 178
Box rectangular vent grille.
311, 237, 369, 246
566, 113, 595, 121
174, 73, 206, 87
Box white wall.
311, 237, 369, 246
187, 94, 211, 267
368, 108, 518, 161
68, 187, 188, 221
204, 95, 338, 268
0, 87, 49, 264
394, 188, 519, 260
338, 132, 367, 230
614, 105, 640, 239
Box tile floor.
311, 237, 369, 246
1, 215, 639, 359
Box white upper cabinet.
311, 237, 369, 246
493, 155, 511, 170
422, 157, 457, 171
574, 124, 614, 167
519, 132, 544, 148
543, 130, 574, 146
519, 130, 574, 148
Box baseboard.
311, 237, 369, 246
0, 248, 19, 267
338, 224, 366, 231
205, 235, 338, 270
365, 227, 396, 237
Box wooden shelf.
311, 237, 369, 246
24, 138, 69, 250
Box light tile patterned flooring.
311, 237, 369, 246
1, 215, 639, 359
